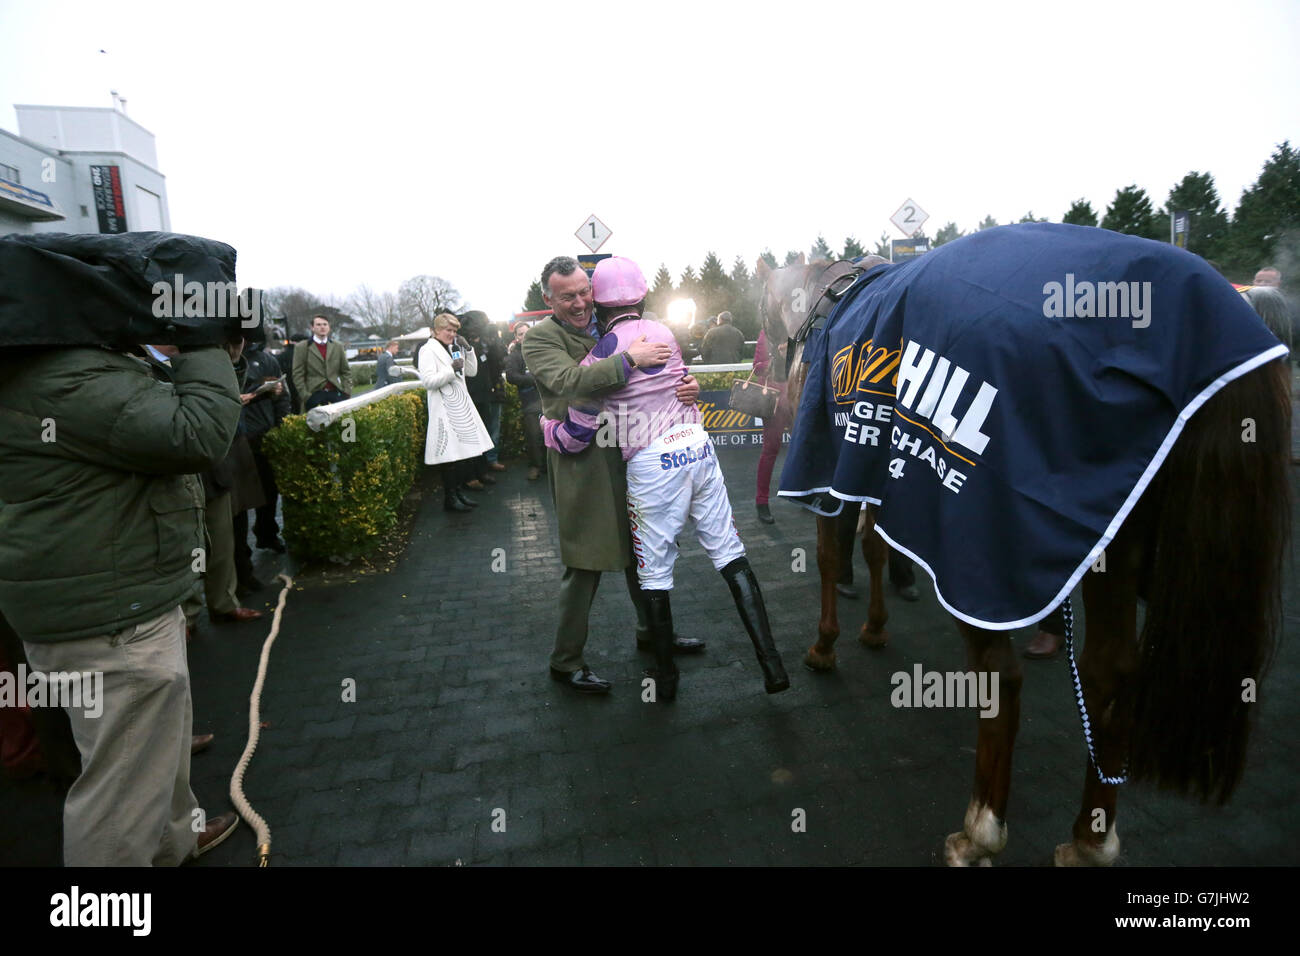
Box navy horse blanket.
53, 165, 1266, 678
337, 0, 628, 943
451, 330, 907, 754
778, 223, 1287, 629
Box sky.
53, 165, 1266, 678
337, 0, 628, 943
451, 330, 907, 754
1, 0, 1297, 325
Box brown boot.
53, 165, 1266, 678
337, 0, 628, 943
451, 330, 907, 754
1023, 629, 1062, 659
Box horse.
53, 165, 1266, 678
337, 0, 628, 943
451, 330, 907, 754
756, 254, 893, 671
757, 230, 1292, 866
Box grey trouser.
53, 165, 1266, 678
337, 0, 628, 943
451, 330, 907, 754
551, 565, 650, 672
23, 605, 200, 866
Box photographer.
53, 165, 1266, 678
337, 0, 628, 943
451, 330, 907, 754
0, 337, 244, 865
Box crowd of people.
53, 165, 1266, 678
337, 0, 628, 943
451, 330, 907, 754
0, 244, 1291, 867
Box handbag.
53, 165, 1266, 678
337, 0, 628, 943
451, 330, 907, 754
728, 372, 780, 420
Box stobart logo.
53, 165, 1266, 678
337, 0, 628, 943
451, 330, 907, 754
832, 338, 901, 404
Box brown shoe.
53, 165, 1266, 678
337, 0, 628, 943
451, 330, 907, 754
464, 479, 486, 491
191, 733, 214, 755
527, 466, 540, 481
212, 607, 264, 623
193, 812, 239, 859
1023, 629, 1062, 659
488, 462, 506, 471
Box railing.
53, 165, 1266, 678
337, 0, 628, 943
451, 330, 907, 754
304, 367, 423, 431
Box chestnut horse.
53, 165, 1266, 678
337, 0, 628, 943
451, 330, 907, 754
757, 252, 1291, 865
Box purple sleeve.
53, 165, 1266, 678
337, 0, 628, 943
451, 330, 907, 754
541, 402, 603, 455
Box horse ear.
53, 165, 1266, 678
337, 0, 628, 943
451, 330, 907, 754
797, 252, 807, 265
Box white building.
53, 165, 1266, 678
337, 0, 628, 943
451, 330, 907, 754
0, 103, 169, 236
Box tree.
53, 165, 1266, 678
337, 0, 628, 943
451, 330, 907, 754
698, 251, 732, 319
759, 249, 778, 270
348, 284, 405, 338
263, 286, 328, 337
932, 222, 964, 247
977, 215, 999, 231
1164, 171, 1230, 262
810, 235, 833, 261
783, 250, 803, 266
1101, 185, 1163, 240
873, 231, 891, 257
842, 236, 866, 259
678, 264, 700, 299
729, 256, 758, 340
1018, 211, 1048, 223
1225, 141, 1300, 275
398, 275, 463, 325
523, 279, 546, 312
1061, 199, 1098, 227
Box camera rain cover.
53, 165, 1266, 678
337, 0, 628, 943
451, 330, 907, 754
0, 231, 249, 349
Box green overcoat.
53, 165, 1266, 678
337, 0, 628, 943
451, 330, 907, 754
522, 317, 630, 571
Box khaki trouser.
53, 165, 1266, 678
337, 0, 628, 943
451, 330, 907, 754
551, 565, 650, 672
183, 491, 239, 622
23, 605, 200, 866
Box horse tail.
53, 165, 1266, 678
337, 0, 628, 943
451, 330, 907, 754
1128, 357, 1291, 804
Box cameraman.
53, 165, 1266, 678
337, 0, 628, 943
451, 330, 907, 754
0, 338, 244, 865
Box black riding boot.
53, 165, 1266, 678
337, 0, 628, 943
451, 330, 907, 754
642, 589, 679, 701
721, 557, 790, 694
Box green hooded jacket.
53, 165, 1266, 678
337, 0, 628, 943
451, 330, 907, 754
0, 346, 241, 642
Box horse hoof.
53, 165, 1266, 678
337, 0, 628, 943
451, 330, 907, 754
859, 626, 889, 649
944, 831, 992, 867
803, 646, 837, 672
1054, 829, 1120, 867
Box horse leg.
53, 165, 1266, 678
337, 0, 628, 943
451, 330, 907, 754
805, 510, 852, 671
1055, 551, 1139, 867
944, 620, 1023, 866
859, 508, 889, 648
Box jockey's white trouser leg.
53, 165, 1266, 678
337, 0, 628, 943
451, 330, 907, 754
627, 425, 745, 591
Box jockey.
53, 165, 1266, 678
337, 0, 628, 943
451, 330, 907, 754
541, 256, 790, 700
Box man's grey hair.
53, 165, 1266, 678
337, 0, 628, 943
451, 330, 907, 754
1243, 285, 1293, 350
541, 256, 582, 296
717, 310, 733, 324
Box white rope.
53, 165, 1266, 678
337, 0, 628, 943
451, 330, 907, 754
229, 572, 294, 866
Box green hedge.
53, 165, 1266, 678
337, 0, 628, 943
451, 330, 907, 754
262, 390, 427, 563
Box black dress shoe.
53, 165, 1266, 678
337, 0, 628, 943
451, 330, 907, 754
237, 576, 266, 596
455, 490, 479, 508
756, 503, 775, 524
894, 583, 920, 602
549, 666, 612, 694
636, 633, 706, 655
445, 497, 473, 512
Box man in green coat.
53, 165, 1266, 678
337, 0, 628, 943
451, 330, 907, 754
292, 314, 353, 412
0, 340, 244, 864
523, 255, 701, 693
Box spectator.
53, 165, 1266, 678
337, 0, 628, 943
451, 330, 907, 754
418, 313, 494, 512
375, 339, 403, 389
1253, 266, 1282, 288
460, 312, 508, 477
291, 314, 352, 412
179, 338, 266, 629
752, 327, 791, 525
702, 310, 745, 364
0, 337, 243, 865
506, 320, 546, 480
279, 332, 308, 412
234, 335, 291, 587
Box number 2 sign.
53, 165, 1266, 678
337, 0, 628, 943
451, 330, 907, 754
890, 199, 929, 238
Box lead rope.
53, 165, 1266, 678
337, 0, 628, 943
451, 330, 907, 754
229, 572, 294, 866
1062, 596, 1129, 785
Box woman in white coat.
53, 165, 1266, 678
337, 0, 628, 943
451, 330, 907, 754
419, 313, 494, 511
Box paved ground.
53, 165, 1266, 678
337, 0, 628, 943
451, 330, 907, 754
4, 416, 1299, 867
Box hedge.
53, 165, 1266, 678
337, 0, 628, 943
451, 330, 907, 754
261, 390, 427, 563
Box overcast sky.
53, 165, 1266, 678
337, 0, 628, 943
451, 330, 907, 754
2, 0, 1297, 323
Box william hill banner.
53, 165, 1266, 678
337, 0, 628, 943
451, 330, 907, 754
698, 390, 790, 447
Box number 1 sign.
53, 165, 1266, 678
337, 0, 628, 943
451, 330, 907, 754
576, 214, 612, 253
